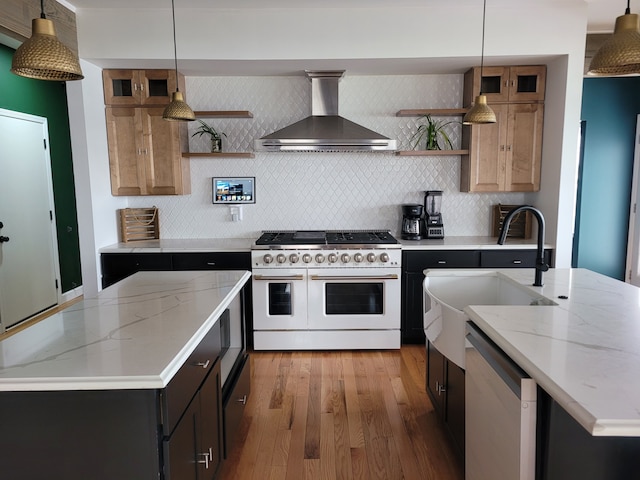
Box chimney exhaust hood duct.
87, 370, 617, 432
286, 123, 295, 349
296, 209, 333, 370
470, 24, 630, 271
254, 70, 397, 152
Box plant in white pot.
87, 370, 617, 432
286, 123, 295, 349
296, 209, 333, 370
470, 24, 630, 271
409, 114, 457, 151
191, 119, 227, 153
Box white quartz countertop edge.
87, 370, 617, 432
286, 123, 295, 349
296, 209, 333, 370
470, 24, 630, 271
99, 236, 551, 253
456, 268, 640, 437
0, 270, 251, 392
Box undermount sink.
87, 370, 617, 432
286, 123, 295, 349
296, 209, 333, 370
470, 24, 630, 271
423, 270, 556, 369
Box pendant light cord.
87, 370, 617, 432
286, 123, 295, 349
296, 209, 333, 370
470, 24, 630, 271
40, 0, 45, 19
479, 0, 487, 94
170, 0, 181, 92
626, 0, 631, 15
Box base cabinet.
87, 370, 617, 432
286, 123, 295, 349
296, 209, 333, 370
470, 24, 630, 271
426, 340, 465, 457
0, 319, 224, 480
537, 391, 640, 480
402, 248, 553, 344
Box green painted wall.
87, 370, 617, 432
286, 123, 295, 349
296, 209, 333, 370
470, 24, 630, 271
0, 43, 82, 292
574, 77, 640, 280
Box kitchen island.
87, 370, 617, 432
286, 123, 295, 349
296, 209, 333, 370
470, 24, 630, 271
451, 268, 640, 479
0, 270, 251, 480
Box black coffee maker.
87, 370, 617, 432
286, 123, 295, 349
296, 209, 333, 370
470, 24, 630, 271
401, 204, 424, 240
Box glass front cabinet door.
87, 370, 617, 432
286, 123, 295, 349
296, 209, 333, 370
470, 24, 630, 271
102, 69, 178, 106
463, 65, 546, 105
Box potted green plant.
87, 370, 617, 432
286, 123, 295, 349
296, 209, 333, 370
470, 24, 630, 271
409, 114, 457, 151
191, 119, 228, 153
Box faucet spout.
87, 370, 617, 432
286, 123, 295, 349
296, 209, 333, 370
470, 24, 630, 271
497, 205, 549, 286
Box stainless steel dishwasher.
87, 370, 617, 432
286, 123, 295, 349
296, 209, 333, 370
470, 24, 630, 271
465, 322, 537, 480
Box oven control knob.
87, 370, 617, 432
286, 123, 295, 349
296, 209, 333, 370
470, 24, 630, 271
315, 253, 325, 263
289, 253, 299, 263
276, 254, 287, 264
367, 253, 377, 262
328, 253, 338, 263
302, 253, 312, 263
379, 252, 390, 263
341, 253, 351, 263
263, 254, 274, 264
354, 253, 364, 263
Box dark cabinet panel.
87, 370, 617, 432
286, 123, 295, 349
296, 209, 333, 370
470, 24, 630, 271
172, 252, 251, 270
426, 340, 446, 415
402, 250, 480, 344
101, 253, 172, 288
223, 353, 250, 458
480, 249, 553, 268
426, 340, 464, 459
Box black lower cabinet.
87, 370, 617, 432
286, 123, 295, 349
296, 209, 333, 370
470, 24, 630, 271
101, 252, 172, 288
402, 250, 480, 344
0, 322, 223, 480
426, 340, 465, 457
164, 361, 223, 480
402, 248, 554, 344
537, 389, 640, 480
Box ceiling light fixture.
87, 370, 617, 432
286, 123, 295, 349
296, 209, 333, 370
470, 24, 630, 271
11, 0, 83, 81
463, 0, 497, 125
588, 0, 640, 76
163, 0, 195, 121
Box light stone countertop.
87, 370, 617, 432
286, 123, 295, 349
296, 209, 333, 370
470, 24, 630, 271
99, 236, 550, 253
462, 268, 640, 437
0, 270, 251, 392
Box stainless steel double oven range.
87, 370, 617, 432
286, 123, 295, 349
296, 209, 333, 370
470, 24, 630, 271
251, 230, 401, 350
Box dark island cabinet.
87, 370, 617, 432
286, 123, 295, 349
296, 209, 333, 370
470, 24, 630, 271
0, 323, 223, 480
426, 340, 465, 458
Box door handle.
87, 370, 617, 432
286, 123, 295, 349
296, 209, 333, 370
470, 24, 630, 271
0, 236, 9, 243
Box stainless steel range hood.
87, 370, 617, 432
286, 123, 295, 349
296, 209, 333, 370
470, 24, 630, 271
254, 71, 397, 152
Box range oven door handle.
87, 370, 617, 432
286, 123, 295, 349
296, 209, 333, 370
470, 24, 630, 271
309, 274, 399, 281
253, 274, 305, 281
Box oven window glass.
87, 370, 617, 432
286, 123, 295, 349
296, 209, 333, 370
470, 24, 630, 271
325, 283, 383, 315
268, 283, 292, 315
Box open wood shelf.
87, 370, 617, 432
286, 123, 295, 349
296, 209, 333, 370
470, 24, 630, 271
194, 110, 253, 118
396, 149, 469, 156
396, 108, 468, 117
182, 152, 255, 158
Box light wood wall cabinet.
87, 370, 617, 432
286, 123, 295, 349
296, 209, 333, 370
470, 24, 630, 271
103, 69, 180, 106
103, 69, 190, 196
461, 65, 545, 192
463, 65, 546, 105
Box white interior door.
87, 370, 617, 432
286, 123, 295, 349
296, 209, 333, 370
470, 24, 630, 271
626, 115, 640, 286
0, 109, 60, 330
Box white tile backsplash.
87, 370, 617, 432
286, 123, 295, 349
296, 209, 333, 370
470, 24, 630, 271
127, 74, 526, 239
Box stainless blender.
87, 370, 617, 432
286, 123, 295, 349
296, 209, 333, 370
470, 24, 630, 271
424, 190, 444, 239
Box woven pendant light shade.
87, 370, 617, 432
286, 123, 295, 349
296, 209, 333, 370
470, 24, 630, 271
11, 18, 83, 81
463, 95, 497, 125
588, 12, 640, 76
163, 91, 196, 121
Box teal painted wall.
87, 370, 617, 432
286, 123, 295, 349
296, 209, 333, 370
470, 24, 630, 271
0, 43, 82, 292
574, 77, 640, 280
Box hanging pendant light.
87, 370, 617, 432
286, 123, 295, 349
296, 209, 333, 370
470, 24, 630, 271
463, 0, 496, 125
588, 0, 640, 76
11, 0, 83, 81
163, 0, 195, 121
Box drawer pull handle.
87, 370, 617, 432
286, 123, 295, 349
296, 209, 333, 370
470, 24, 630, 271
237, 394, 247, 405
197, 447, 213, 469
194, 359, 210, 369
437, 260, 447, 264
512, 260, 522, 264
206, 262, 216, 266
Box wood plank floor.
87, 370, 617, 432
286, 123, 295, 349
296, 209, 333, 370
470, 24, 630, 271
219, 346, 464, 480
